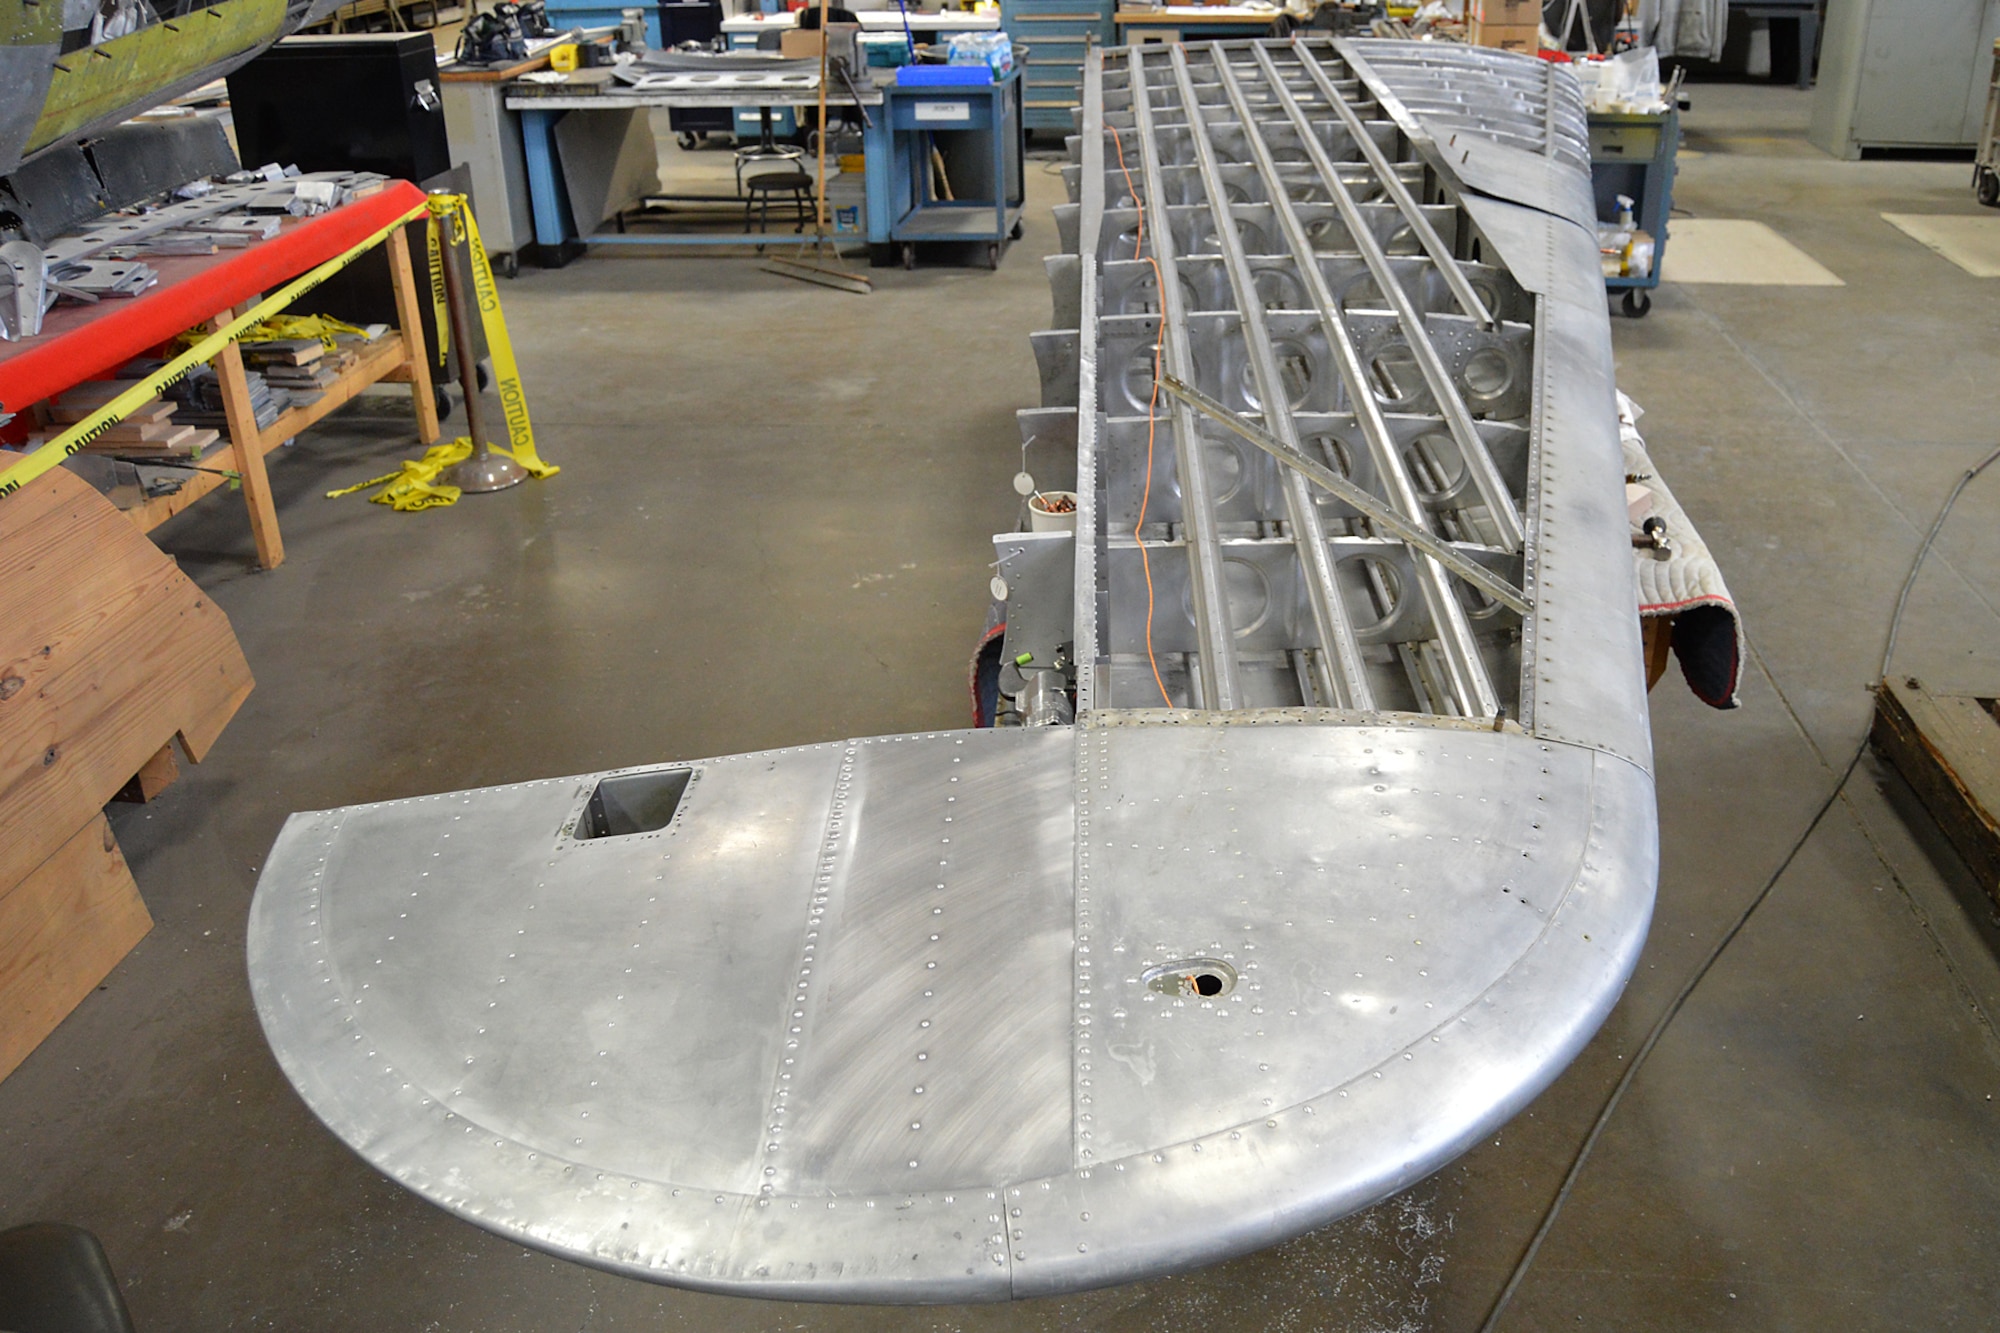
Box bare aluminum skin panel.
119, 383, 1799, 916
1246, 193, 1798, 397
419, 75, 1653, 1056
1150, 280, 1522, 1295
248, 36, 1660, 1303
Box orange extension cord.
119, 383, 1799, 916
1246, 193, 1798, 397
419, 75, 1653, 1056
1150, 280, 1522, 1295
1107, 124, 1174, 710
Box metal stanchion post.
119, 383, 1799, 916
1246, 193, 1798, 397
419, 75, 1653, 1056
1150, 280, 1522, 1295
433, 196, 526, 494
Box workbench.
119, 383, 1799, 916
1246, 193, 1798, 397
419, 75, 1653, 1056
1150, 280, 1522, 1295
0, 180, 440, 569
1113, 3, 1289, 42
505, 79, 900, 255
441, 53, 553, 272
718, 9, 1001, 143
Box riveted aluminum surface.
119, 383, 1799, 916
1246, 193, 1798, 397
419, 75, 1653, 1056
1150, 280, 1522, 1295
250, 35, 1659, 1304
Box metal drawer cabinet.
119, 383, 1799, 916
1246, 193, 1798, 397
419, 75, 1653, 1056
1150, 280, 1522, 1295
1002, 0, 1111, 131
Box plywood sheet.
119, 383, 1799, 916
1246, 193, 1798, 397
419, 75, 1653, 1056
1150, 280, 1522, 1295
0, 468, 254, 896
1664, 218, 1845, 286
0, 813, 152, 1083
1881, 213, 2000, 278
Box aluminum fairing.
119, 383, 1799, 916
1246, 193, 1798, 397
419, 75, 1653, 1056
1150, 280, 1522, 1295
247, 38, 1658, 1301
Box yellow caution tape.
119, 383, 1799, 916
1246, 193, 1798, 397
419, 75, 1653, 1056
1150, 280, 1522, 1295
420, 193, 557, 482
234, 313, 372, 349
325, 438, 473, 510
0, 201, 427, 501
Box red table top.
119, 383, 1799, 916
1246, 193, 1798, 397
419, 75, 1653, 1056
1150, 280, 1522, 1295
0, 179, 428, 417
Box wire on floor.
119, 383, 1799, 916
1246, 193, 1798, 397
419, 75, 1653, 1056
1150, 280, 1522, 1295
1478, 439, 2000, 1333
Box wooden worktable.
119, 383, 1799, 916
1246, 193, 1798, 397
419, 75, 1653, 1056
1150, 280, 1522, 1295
0, 180, 440, 569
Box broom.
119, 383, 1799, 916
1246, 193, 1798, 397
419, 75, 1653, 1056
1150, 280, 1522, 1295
761, 0, 873, 295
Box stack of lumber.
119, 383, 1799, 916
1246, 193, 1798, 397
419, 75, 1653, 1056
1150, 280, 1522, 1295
170, 365, 292, 432
0, 469, 254, 1083
243, 338, 341, 403
47, 382, 220, 460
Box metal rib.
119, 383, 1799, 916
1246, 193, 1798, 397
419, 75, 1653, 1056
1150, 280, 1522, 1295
1125, 46, 1242, 710
1268, 44, 1527, 555
1163, 44, 1374, 711
1279, 39, 1495, 331
1199, 44, 1502, 718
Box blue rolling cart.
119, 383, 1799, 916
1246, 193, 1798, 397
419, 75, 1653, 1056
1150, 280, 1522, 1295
884, 66, 1026, 270
1589, 106, 1677, 318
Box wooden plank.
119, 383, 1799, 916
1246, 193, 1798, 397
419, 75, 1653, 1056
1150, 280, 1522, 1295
112, 741, 180, 804
1642, 614, 1672, 691
0, 469, 254, 896
0, 812, 153, 1084
385, 227, 441, 445
440, 53, 551, 84
249, 335, 414, 450
1872, 677, 2000, 910
211, 307, 286, 571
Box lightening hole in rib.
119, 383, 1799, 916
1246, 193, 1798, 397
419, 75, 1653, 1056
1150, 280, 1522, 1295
1205, 435, 1247, 504
1463, 347, 1513, 400
1124, 345, 1160, 413
1241, 339, 1315, 411
1312, 433, 1354, 479
1252, 266, 1304, 311
1368, 343, 1422, 407
1345, 555, 1404, 638
1405, 431, 1467, 502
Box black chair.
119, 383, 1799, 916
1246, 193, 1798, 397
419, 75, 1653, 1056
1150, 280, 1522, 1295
0, 1224, 138, 1333
736, 27, 808, 196
744, 169, 814, 234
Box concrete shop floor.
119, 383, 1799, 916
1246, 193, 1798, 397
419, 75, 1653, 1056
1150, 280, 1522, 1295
5, 82, 2000, 1330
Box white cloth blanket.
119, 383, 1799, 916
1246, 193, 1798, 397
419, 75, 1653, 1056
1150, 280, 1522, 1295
1620, 391, 1744, 708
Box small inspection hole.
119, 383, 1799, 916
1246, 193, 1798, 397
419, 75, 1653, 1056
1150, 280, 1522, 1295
1143, 958, 1239, 998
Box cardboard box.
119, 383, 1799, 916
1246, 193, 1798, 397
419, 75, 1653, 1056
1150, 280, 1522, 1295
1469, 0, 1540, 24
779, 22, 860, 63
1468, 19, 1540, 52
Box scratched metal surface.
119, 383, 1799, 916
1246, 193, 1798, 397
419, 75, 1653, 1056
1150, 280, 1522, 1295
248, 37, 1659, 1302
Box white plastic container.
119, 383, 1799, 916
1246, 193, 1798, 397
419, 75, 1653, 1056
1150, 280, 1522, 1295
1028, 491, 1078, 532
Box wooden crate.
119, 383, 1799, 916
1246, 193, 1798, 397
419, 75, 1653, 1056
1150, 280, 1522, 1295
1468, 19, 1541, 51
1872, 677, 2000, 911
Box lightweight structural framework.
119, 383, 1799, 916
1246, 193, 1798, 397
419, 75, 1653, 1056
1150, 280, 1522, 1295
248, 38, 1657, 1302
